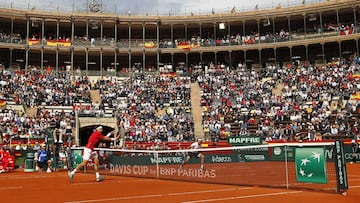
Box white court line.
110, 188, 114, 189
181, 191, 303, 203
71, 179, 155, 186
0, 186, 23, 190
0, 174, 68, 180
349, 185, 360, 189
64, 187, 252, 203
347, 178, 360, 181
71, 182, 105, 186
117, 179, 155, 183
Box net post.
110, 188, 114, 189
334, 140, 348, 195
66, 145, 73, 171
155, 151, 159, 179
284, 144, 289, 189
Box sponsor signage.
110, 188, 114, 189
272, 146, 295, 160
72, 149, 83, 168
334, 140, 348, 192
228, 136, 263, 146
109, 164, 217, 179
271, 144, 359, 162
295, 147, 327, 184
106, 151, 268, 179
211, 155, 233, 163
150, 156, 184, 164
109, 152, 269, 167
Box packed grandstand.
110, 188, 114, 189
1, 0, 360, 172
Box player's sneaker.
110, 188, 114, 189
68, 171, 74, 183
96, 175, 105, 182
200, 166, 205, 172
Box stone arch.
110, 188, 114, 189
78, 117, 117, 129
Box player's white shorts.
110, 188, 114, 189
83, 147, 98, 161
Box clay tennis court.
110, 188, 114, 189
0, 164, 359, 203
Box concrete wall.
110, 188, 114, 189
78, 117, 117, 129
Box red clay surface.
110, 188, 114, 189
0, 164, 359, 203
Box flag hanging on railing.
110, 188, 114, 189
0, 99, 6, 108
144, 41, 155, 48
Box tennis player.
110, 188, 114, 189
68, 126, 119, 182
180, 138, 205, 171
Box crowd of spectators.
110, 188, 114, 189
0, 69, 92, 107
0, 31, 23, 44
3, 54, 360, 145
1, 21, 360, 145
0, 68, 88, 145
198, 55, 360, 142
0, 106, 76, 145
95, 74, 195, 142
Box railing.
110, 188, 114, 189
0, 30, 354, 49
82, 70, 144, 77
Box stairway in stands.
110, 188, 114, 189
90, 89, 102, 104
272, 82, 284, 97
190, 82, 204, 140
26, 106, 38, 117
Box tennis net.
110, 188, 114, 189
71, 141, 348, 193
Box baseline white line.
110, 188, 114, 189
0, 186, 23, 190
181, 191, 303, 203
71, 182, 106, 186
0, 174, 68, 180
347, 178, 360, 181
117, 179, 155, 183
349, 185, 360, 189
64, 187, 252, 203
71, 178, 155, 186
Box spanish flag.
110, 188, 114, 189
144, 42, 155, 48
352, 73, 360, 79
57, 41, 71, 47
177, 42, 191, 50
47, 40, 71, 47
351, 93, 360, 100
47, 40, 58, 46
191, 43, 200, 48
0, 99, 6, 107
27, 39, 41, 45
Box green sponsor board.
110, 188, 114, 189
108, 151, 269, 166
272, 144, 358, 162
210, 152, 268, 163
228, 136, 263, 146
107, 152, 269, 178
272, 146, 295, 160
295, 147, 327, 184
109, 155, 185, 166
